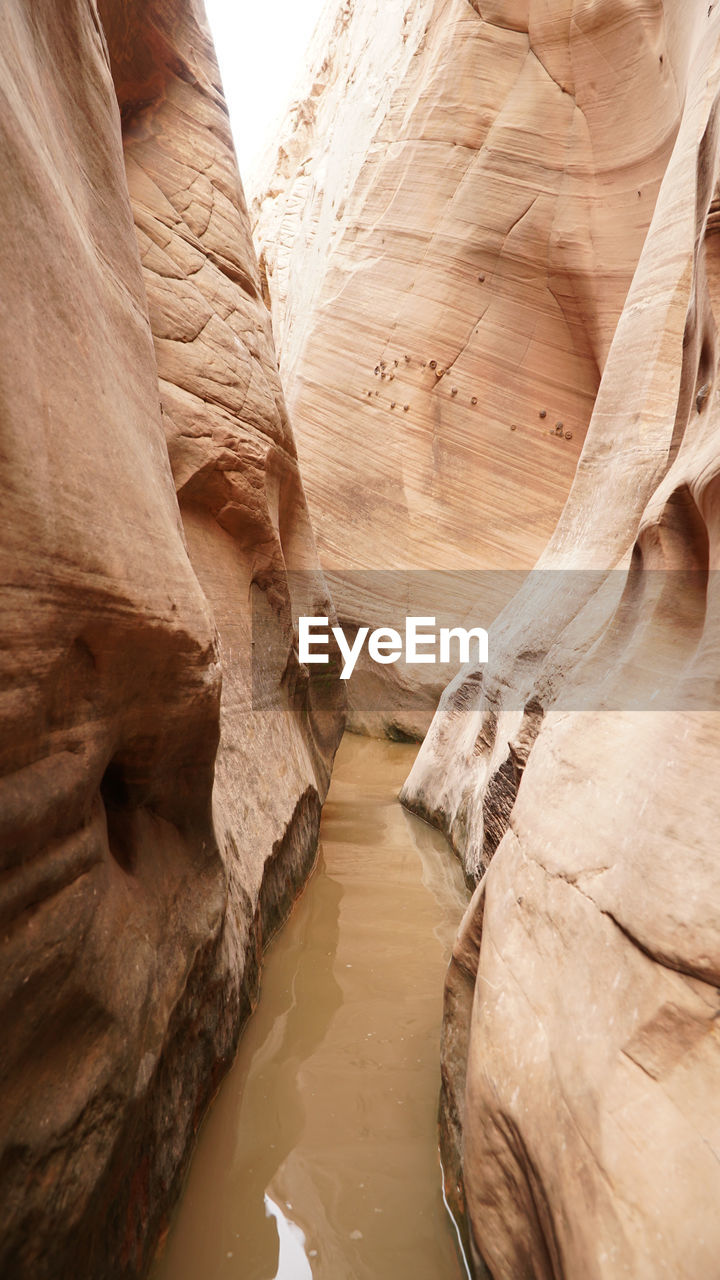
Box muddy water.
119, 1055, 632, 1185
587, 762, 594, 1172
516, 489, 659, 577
152, 733, 470, 1280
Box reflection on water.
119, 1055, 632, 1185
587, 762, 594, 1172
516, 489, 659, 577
264, 1196, 312, 1279
151, 734, 470, 1280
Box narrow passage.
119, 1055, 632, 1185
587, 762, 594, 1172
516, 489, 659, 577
152, 734, 470, 1280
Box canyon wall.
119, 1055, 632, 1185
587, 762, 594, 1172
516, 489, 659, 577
252, 0, 686, 735
0, 3, 343, 1278
255, 0, 720, 1276
399, 4, 720, 1278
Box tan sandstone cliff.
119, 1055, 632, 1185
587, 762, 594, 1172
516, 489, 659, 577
401, 6, 720, 1279
0, 3, 343, 1278
256, 0, 720, 1276
252, 0, 688, 736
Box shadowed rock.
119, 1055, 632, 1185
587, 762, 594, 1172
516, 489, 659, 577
0, 3, 343, 1277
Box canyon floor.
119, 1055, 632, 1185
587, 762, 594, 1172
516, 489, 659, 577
151, 735, 469, 1280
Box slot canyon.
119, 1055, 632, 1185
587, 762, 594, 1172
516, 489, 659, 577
1, 1, 719, 1278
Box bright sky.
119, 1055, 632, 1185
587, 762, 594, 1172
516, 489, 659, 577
205, 0, 328, 188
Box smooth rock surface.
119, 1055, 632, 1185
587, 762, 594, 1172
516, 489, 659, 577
252, 0, 684, 734
399, 2, 720, 1276
0, 3, 342, 1278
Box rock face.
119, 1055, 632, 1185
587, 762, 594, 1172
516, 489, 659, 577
397, 3, 720, 1277
254, 0, 720, 1273
252, 0, 684, 733
0, 3, 342, 1278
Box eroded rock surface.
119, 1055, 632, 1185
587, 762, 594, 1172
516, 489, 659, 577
0, 3, 342, 1277
252, 0, 686, 734
399, 2, 720, 1276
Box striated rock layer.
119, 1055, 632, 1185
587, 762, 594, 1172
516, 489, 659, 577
0, 3, 343, 1278
398, 2, 720, 1277
252, 0, 687, 733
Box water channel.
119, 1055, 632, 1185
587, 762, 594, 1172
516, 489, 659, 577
152, 733, 470, 1280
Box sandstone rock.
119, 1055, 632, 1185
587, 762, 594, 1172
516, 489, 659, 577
0, 3, 342, 1278
252, 0, 683, 735
399, 2, 720, 1275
